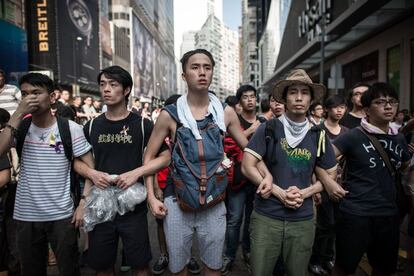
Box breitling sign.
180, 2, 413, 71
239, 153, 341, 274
36, 0, 49, 52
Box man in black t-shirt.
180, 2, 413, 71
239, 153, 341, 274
340, 83, 370, 129
326, 83, 411, 276
222, 85, 266, 274
74, 66, 170, 276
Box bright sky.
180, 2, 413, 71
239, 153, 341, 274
223, 0, 242, 31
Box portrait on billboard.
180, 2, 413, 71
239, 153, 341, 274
57, 0, 99, 89
132, 15, 154, 99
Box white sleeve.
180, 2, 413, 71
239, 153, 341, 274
69, 120, 91, 157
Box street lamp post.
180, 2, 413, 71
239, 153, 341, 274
72, 36, 83, 96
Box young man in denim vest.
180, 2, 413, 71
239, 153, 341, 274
144, 49, 272, 276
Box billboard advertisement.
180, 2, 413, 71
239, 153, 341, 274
56, 0, 99, 90
26, 0, 57, 75
132, 14, 154, 99
0, 19, 28, 85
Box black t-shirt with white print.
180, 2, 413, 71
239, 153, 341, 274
84, 112, 153, 212
334, 128, 410, 216
84, 112, 153, 176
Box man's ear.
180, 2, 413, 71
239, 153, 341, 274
124, 87, 131, 97
181, 72, 186, 81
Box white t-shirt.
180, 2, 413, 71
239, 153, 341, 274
14, 120, 91, 221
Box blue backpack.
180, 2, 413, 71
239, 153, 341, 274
164, 104, 227, 211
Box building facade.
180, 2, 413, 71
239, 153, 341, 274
241, 0, 260, 88
260, 0, 414, 110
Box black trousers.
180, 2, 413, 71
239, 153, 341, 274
16, 218, 80, 276
310, 194, 336, 266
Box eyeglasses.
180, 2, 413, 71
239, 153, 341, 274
372, 99, 399, 107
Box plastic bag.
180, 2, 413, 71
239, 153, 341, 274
83, 186, 118, 232
116, 183, 147, 215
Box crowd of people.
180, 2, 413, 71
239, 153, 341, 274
0, 48, 414, 276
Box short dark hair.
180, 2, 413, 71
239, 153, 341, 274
324, 95, 346, 109
347, 82, 370, 106
54, 85, 62, 92
225, 95, 238, 108
236, 85, 256, 101
180, 49, 215, 72
281, 85, 314, 102
97, 65, 133, 102
0, 108, 10, 127
361, 82, 398, 108
260, 98, 270, 113
19, 73, 54, 94
310, 102, 322, 112
164, 94, 181, 106
0, 69, 5, 78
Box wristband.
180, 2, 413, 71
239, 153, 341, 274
80, 195, 86, 200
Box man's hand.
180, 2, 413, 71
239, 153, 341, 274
90, 170, 111, 189
250, 120, 261, 132
148, 198, 168, 219
71, 201, 85, 228
114, 170, 140, 190
15, 94, 40, 116
256, 175, 272, 199
325, 182, 348, 201
313, 193, 322, 205
285, 186, 303, 209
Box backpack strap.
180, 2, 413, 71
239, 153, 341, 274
87, 118, 95, 157
163, 104, 180, 124
56, 117, 73, 161
310, 125, 326, 157
16, 117, 33, 159
264, 118, 278, 165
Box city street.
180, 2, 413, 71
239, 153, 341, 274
46, 212, 414, 276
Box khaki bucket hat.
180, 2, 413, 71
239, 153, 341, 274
272, 69, 326, 103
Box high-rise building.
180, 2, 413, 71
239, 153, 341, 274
175, 0, 223, 94
241, 0, 260, 88
195, 14, 240, 100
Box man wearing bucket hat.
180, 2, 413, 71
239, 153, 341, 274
242, 69, 343, 276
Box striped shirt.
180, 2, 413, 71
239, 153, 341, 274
14, 120, 91, 221
0, 84, 21, 115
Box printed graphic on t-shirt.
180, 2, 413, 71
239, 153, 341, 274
98, 124, 133, 144
280, 138, 311, 168
361, 138, 404, 169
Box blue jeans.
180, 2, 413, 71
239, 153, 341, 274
224, 183, 255, 261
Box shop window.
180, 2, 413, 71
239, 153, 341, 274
387, 45, 400, 95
